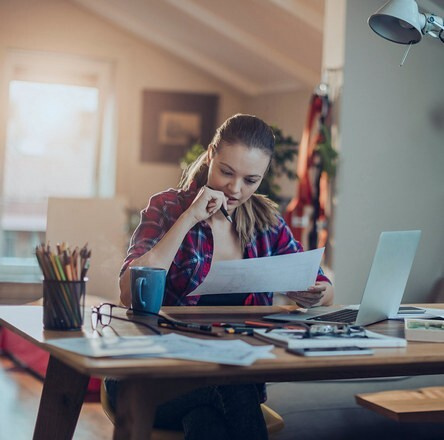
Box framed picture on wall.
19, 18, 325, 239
140, 90, 219, 163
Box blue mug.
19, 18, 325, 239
130, 267, 166, 315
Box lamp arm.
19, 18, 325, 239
422, 13, 444, 37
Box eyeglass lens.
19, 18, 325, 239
100, 304, 112, 326
91, 309, 98, 330
91, 303, 113, 330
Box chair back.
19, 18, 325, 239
46, 197, 127, 302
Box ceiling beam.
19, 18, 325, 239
165, 0, 319, 88
140, 30, 261, 95
73, 0, 261, 95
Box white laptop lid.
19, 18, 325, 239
355, 230, 421, 326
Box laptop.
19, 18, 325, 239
264, 230, 421, 326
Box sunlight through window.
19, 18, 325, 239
1, 81, 100, 274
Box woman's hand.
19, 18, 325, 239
186, 186, 228, 224
287, 282, 329, 308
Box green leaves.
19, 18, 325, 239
180, 143, 205, 170
316, 124, 338, 178
257, 126, 298, 204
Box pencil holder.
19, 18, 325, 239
42, 279, 86, 330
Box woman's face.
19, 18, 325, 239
207, 143, 270, 213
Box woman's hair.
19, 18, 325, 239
179, 113, 279, 248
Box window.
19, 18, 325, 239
0, 51, 116, 281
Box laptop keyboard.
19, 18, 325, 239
309, 308, 358, 323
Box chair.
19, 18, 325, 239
100, 381, 284, 438
46, 197, 128, 303
356, 386, 444, 423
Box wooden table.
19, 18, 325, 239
1, 304, 444, 440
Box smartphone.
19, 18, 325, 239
286, 346, 374, 357
398, 306, 426, 314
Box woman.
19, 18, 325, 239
112, 114, 333, 440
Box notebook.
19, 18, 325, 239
263, 230, 421, 326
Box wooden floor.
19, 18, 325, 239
0, 355, 114, 440
5, 352, 444, 440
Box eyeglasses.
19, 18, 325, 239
307, 324, 367, 338
91, 303, 163, 335
91, 302, 215, 337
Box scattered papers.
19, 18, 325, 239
188, 248, 324, 296
253, 328, 407, 349
391, 308, 444, 320
253, 328, 308, 347
45, 333, 275, 366
424, 308, 444, 318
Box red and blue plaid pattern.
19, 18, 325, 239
121, 183, 330, 306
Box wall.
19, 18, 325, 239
2, 0, 440, 305
0, 0, 245, 211
0, 0, 315, 211
332, 0, 444, 303
244, 89, 313, 200
0, 0, 315, 299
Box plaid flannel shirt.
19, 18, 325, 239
121, 183, 330, 306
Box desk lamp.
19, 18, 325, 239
368, 0, 443, 64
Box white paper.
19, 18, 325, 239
45, 333, 275, 366
188, 248, 324, 296
391, 308, 444, 320
253, 328, 407, 349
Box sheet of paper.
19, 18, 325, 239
188, 248, 324, 296
391, 308, 444, 320
45, 333, 275, 366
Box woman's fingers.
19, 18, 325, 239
206, 186, 228, 211
204, 187, 229, 217
289, 289, 324, 298
207, 201, 217, 211
287, 290, 324, 308
189, 186, 227, 222
307, 283, 327, 293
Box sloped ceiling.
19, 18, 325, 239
71, 0, 325, 96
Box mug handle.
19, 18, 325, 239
136, 277, 146, 309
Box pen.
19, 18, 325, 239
158, 319, 212, 332
206, 186, 233, 223
159, 322, 221, 337
244, 320, 276, 328
178, 322, 213, 331
219, 205, 233, 223
212, 322, 247, 328
244, 320, 308, 331
225, 327, 254, 335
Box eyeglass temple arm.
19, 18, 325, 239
130, 307, 211, 330
96, 312, 162, 335
97, 303, 209, 331
100, 303, 176, 326
125, 306, 178, 326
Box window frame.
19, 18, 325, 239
0, 50, 117, 282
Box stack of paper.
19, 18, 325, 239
253, 328, 407, 349
45, 333, 275, 366
405, 318, 444, 342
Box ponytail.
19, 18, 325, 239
178, 114, 279, 248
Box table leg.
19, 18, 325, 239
33, 355, 90, 440
113, 378, 201, 440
